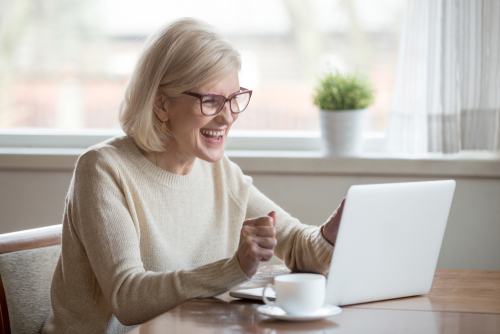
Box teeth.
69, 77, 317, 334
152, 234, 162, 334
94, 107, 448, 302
201, 129, 225, 136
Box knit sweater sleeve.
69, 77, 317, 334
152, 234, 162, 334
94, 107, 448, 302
222, 156, 334, 275
69, 150, 249, 326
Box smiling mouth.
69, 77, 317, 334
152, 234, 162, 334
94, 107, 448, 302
200, 129, 225, 141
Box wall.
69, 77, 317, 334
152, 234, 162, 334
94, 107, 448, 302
0, 155, 499, 270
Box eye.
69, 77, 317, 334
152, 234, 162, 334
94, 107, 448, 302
202, 97, 217, 105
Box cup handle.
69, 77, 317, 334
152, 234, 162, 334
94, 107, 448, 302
262, 284, 275, 305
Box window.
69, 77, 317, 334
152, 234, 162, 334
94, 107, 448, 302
0, 0, 402, 138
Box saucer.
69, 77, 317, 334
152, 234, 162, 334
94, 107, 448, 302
256, 304, 342, 322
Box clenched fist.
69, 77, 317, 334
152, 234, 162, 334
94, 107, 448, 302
236, 211, 277, 278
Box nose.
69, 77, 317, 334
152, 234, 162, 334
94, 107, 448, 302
216, 101, 236, 125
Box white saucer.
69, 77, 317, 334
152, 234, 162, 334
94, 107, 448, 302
257, 304, 342, 322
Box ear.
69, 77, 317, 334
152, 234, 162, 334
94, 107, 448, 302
153, 89, 169, 122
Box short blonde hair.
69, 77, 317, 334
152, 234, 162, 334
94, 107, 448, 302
119, 18, 241, 152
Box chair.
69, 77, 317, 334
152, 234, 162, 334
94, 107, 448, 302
0, 225, 62, 334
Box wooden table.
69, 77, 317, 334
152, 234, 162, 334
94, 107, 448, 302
127, 266, 500, 333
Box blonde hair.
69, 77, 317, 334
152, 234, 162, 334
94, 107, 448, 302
119, 18, 241, 152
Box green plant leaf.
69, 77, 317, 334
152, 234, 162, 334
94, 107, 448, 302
312, 69, 375, 111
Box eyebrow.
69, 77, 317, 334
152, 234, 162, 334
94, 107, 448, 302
197, 88, 242, 96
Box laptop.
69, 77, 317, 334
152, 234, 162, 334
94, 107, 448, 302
230, 180, 456, 306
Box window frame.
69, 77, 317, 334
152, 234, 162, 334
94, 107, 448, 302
0, 129, 387, 153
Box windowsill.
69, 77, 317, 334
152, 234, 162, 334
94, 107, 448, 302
1, 147, 499, 178
0, 129, 498, 177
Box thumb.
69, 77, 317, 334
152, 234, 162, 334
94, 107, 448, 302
268, 211, 276, 227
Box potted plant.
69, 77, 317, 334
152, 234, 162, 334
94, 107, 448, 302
313, 70, 375, 156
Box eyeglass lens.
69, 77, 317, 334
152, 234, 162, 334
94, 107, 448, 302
201, 92, 251, 115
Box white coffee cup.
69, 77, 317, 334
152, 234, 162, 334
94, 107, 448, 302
262, 273, 326, 315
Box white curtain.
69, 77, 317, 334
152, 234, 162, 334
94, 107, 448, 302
386, 0, 500, 154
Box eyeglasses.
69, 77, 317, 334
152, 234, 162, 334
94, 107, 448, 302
182, 87, 252, 116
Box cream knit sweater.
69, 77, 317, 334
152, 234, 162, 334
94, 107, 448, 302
42, 135, 334, 334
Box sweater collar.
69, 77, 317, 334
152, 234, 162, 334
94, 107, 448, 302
122, 136, 201, 189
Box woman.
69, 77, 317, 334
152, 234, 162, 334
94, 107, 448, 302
42, 18, 344, 333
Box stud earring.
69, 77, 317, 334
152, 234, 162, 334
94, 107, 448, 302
161, 119, 167, 133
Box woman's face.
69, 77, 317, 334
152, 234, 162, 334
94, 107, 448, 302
162, 72, 241, 163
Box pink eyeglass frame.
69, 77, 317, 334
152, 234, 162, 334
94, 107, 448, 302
182, 87, 253, 116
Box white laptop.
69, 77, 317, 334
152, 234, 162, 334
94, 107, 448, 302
230, 180, 456, 306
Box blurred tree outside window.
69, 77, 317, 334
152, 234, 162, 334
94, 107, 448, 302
0, 0, 403, 133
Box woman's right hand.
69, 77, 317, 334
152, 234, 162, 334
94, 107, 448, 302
236, 211, 277, 278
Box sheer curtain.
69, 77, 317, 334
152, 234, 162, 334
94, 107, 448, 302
386, 0, 500, 154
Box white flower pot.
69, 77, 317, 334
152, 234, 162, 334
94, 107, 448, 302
320, 109, 366, 156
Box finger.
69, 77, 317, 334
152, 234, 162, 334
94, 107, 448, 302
251, 226, 276, 238
258, 248, 274, 262
254, 237, 277, 250
335, 198, 346, 217
242, 216, 274, 227
242, 218, 258, 227
244, 243, 274, 261
331, 198, 346, 217
240, 227, 275, 241
268, 211, 276, 227
247, 216, 274, 227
